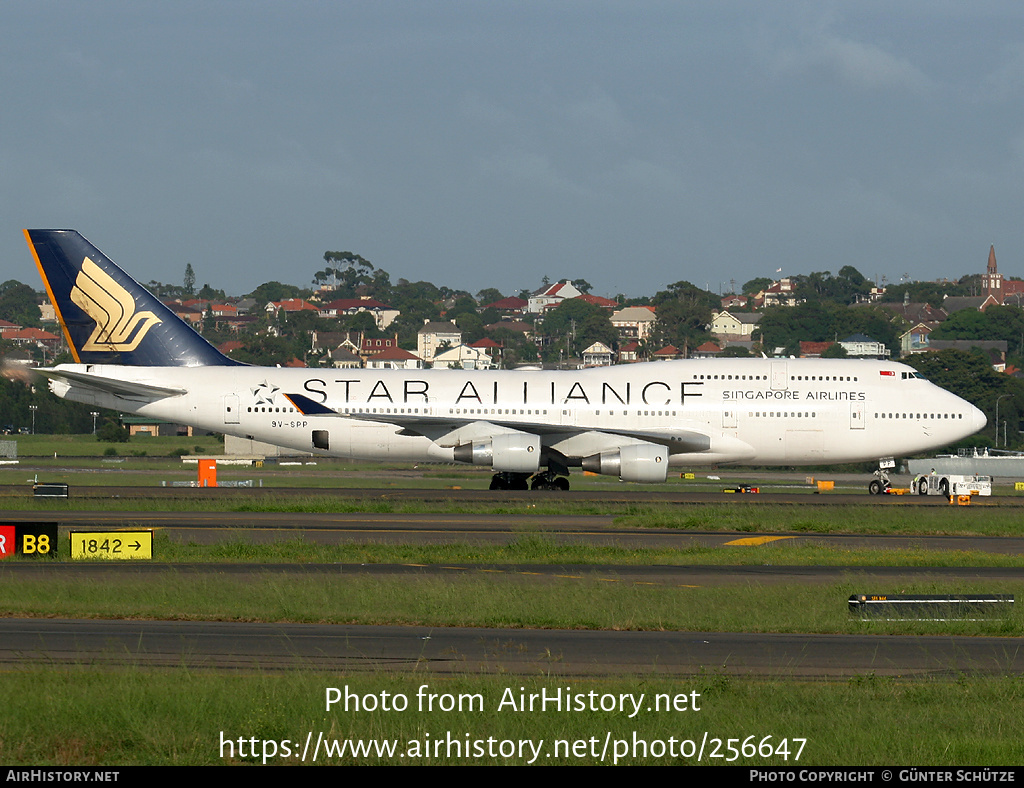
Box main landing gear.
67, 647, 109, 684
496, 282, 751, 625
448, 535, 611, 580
489, 472, 528, 490
529, 470, 570, 491
488, 470, 570, 491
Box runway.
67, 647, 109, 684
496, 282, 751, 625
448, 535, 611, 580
4, 561, 1024, 584
2, 618, 1021, 678
6, 509, 1024, 552
6, 483, 1024, 506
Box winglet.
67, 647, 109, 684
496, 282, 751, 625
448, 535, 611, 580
24, 230, 240, 367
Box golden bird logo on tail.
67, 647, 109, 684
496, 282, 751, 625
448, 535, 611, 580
70, 257, 162, 352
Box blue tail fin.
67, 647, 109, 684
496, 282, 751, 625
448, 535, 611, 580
24, 229, 240, 366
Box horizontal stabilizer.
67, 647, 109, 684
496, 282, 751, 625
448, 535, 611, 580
35, 368, 186, 400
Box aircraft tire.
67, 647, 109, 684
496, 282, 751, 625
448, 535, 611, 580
868, 480, 884, 495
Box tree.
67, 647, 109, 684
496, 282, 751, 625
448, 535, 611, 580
97, 417, 129, 443
540, 299, 616, 359
837, 305, 900, 356
931, 305, 1024, 356
345, 311, 379, 335
792, 268, 871, 305
880, 280, 968, 308
446, 296, 479, 322
757, 301, 839, 355
320, 250, 382, 298
197, 283, 226, 301
650, 281, 718, 353
742, 277, 774, 295
455, 312, 485, 343
476, 288, 504, 306
0, 281, 42, 327
232, 333, 304, 366
183, 264, 196, 296
0, 376, 94, 434
249, 281, 305, 303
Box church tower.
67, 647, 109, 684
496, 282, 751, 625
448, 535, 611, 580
985, 244, 1002, 302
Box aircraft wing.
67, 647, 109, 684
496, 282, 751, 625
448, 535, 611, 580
283, 392, 568, 443
35, 368, 187, 401
283, 392, 712, 453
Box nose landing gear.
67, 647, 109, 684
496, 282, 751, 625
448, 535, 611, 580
868, 457, 896, 495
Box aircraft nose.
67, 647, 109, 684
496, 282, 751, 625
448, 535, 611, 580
970, 403, 987, 434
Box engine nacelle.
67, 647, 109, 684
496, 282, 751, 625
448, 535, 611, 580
581, 443, 669, 483
452, 433, 541, 473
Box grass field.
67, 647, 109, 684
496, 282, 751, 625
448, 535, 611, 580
3, 671, 1022, 765
3, 570, 1020, 635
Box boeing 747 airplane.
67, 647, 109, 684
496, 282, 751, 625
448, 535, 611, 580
24, 230, 986, 491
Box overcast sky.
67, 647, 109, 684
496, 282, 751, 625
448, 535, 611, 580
3, 1, 1024, 299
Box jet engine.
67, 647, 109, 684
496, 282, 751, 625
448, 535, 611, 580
452, 433, 541, 473
581, 443, 669, 483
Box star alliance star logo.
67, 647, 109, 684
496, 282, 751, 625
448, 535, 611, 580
251, 380, 279, 405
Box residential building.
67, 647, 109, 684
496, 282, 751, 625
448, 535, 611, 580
365, 346, 424, 370
710, 310, 762, 339
432, 344, 494, 370
838, 334, 891, 359
652, 345, 681, 360
573, 293, 618, 309
875, 300, 947, 325
799, 341, 834, 358
527, 281, 582, 313
485, 320, 532, 337
898, 323, 940, 355
692, 342, 722, 358
753, 278, 802, 308
941, 295, 999, 315
482, 296, 528, 317
318, 297, 399, 330
468, 337, 503, 365
323, 346, 363, 369
610, 306, 657, 341
581, 341, 614, 366
417, 320, 462, 363
618, 341, 643, 363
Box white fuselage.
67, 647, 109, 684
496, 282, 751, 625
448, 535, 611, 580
47, 358, 985, 468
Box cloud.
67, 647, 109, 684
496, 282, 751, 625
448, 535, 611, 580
980, 42, 1024, 101
772, 28, 933, 94
560, 88, 633, 144
475, 148, 593, 198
